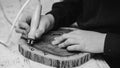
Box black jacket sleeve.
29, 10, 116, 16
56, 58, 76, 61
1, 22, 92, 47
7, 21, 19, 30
104, 33, 120, 58
104, 33, 120, 68
47, 0, 82, 29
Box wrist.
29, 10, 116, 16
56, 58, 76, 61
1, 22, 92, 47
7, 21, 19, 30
42, 14, 55, 32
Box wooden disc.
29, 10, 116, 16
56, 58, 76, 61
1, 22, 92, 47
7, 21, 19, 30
19, 28, 93, 68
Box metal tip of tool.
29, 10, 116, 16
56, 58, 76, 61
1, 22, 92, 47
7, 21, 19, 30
27, 39, 34, 45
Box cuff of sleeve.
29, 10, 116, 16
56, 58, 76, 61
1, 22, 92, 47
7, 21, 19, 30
104, 33, 120, 58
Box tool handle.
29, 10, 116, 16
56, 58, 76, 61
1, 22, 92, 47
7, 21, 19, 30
28, 3, 42, 39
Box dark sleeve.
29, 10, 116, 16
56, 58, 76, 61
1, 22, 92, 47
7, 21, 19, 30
104, 33, 120, 58
104, 33, 120, 67
47, 0, 82, 29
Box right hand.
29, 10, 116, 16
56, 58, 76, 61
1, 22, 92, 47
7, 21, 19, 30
15, 13, 55, 39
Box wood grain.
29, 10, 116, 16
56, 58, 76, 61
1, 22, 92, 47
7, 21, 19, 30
19, 28, 93, 68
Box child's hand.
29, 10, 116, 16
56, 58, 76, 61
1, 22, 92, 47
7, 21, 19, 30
52, 29, 106, 53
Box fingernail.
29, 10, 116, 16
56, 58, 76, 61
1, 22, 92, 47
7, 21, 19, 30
52, 40, 57, 45
58, 44, 62, 48
54, 37, 58, 40
58, 44, 64, 48
52, 37, 58, 44
67, 47, 71, 50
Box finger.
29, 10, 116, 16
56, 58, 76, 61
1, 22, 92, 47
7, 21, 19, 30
35, 17, 45, 38
18, 22, 30, 30
60, 27, 79, 31
67, 45, 82, 51
58, 38, 76, 48
35, 15, 52, 38
16, 27, 30, 34
25, 16, 31, 25
52, 35, 66, 45
52, 33, 72, 45
26, 27, 30, 33
19, 12, 32, 23
35, 28, 45, 38
15, 27, 26, 34
35, 23, 45, 38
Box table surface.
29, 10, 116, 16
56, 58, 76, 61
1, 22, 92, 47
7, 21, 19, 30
0, 0, 110, 68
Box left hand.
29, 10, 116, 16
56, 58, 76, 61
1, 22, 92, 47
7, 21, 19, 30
52, 29, 106, 53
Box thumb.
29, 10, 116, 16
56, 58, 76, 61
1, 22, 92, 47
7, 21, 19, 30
35, 29, 45, 38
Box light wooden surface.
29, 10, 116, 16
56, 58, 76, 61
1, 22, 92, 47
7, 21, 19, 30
0, 0, 110, 68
